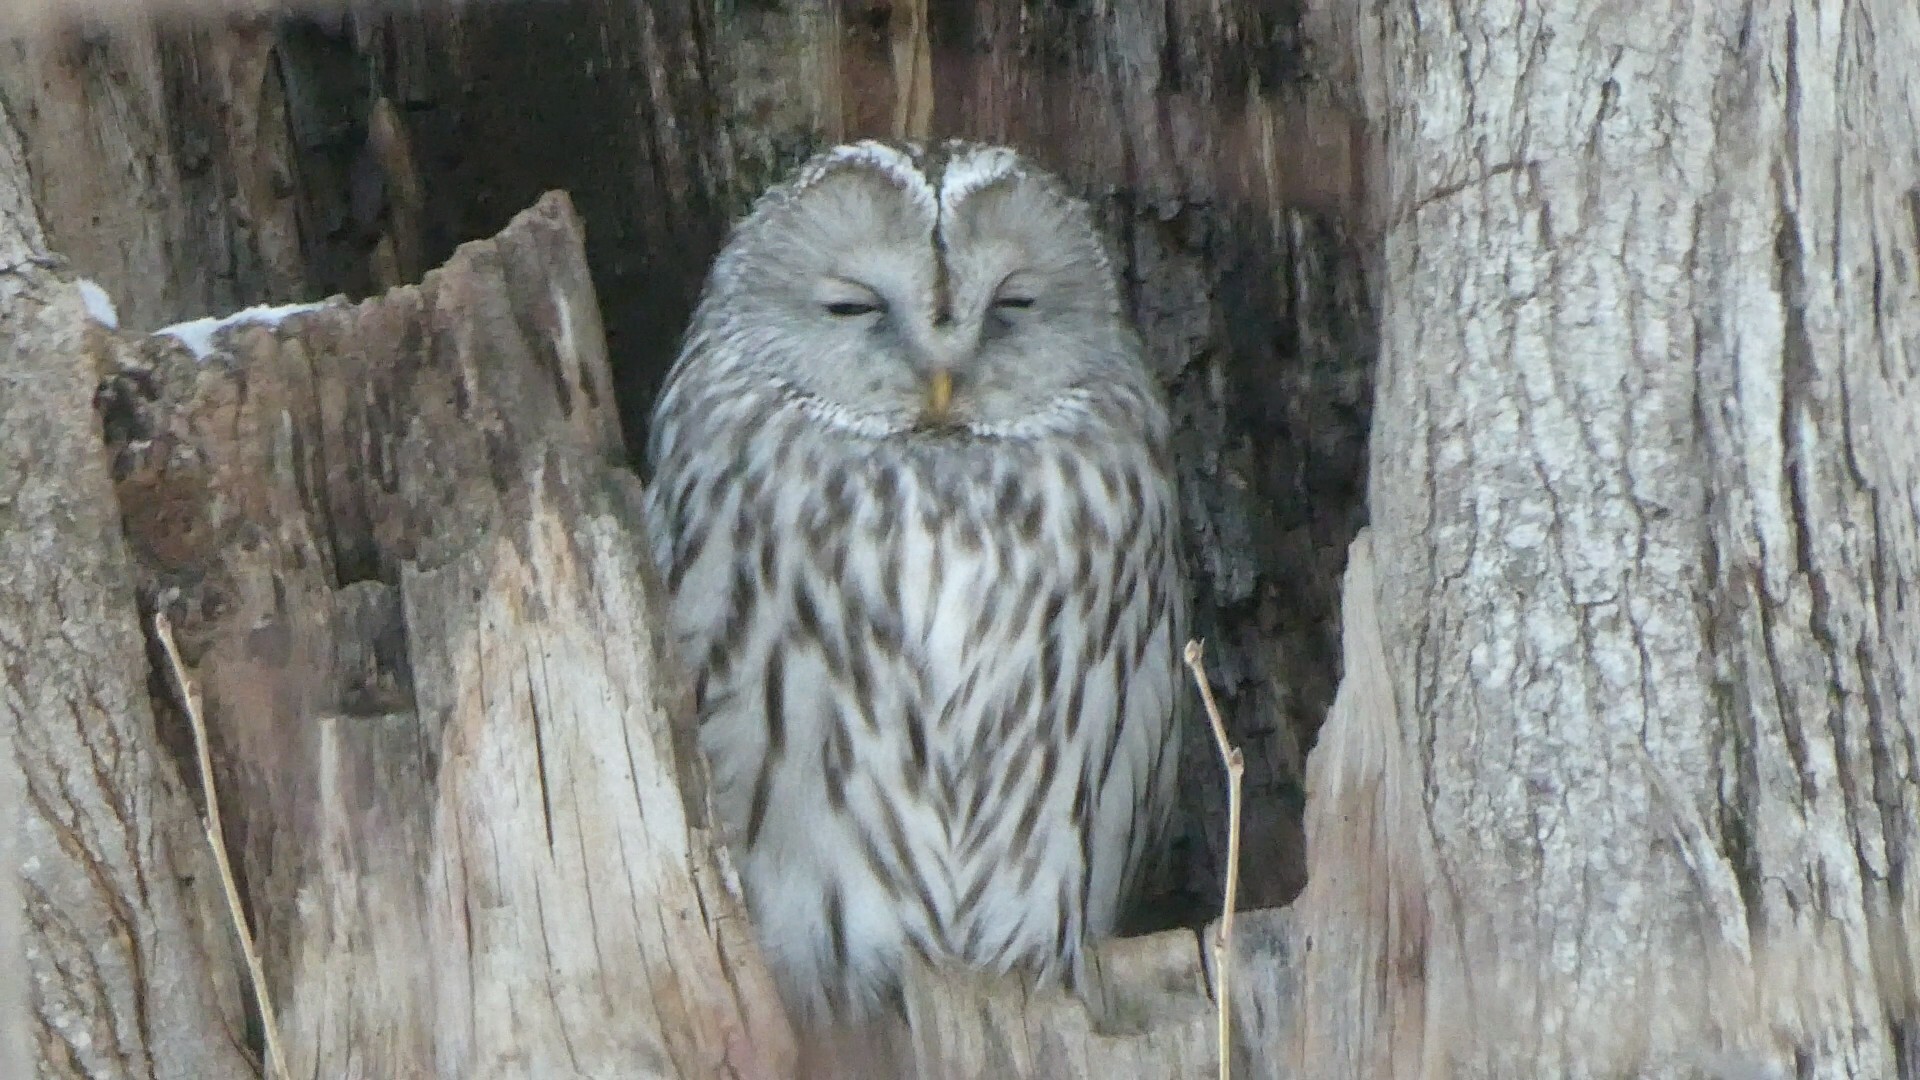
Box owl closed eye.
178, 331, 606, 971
690, 142, 1151, 439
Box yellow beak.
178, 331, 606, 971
925, 368, 954, 419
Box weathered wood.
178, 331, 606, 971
1221, 905, 1299, 1080
21, 3, 1917, 1079
2, 100, 254, 1078
6, 0, 1376, 922
1, 730, 24, 1080
2, 80, 42, 1080
1290, 530, 1428, 1078
338, 0, 1373, 915
1, 95, 40, 1069
102, 193, 793, 1078
902, 927, 1216, 1078
1306, 0, 1920, 1075
0, 2, 311, 330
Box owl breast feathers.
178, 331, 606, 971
644, 139, 1187, 1024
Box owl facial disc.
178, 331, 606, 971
687, 138, 1140, 441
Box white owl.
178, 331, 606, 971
644, 140, 1187, 1026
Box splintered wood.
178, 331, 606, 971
99, 194, 794, 1078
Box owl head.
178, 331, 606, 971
686, 140, 1149, 438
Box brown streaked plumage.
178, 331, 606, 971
644, 139, 1187, 1028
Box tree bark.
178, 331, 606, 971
2, 94, 255, 1080
92, 192, 798, 1079
2, 96, 35, 1080
900, 928, 1216, 1078
1289, 532, 1424, 1079
1297, 0, 1920, 1076
20, 1, 1916, 1078
3, 0, 1376, 922
0, 4, 311, 330
6, 1, 1332, 1057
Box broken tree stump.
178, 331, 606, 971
11, 185, 1303, 1078
97, 192, 793, 1079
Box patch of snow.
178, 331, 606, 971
75, 278, 118, 329
155, 301, 332, 361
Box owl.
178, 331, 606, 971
644, 140, 1187, 1026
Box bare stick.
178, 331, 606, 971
1184, 638, 1244, 1080
154, 613, 292, 1080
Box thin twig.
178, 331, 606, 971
1184, 638, 1244, 1080
154, 613, 291, 1080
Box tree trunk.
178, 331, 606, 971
2, 0, 1375, 926
97, 192, 800, 1079
1, 716, 24, 1079
11, 1, 1915, 1078
1, 98, 255, 1080
1295, 0, 1920, 1076
0, 3, 312, 330
6, 3, 1347, 1074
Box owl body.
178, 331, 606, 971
645, 141, 1185, 1023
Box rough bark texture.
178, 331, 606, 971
1289, 531, 1424, 1079
359, 0, 1373, 915
901, 928, 1217, 1077
1300, 0, 1920, 1075
1, 95, 36, 1080
1, 726, 24, 1079
22, 2, 1916, 1079
0, 4, 312, 331
3, 0, 1376, 921
93, 192, 797, 1078
1, 102, 255, 1080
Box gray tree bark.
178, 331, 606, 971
2, 0, 1372, 921
0, 2, 310, 330
1, 96, 35, 1080
1295, 0, 1920, 1076
17, 1, 1915, 1079
98, 193, 799, 1079
1, 92, 256, 1080
15, 1, 1337, 1074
